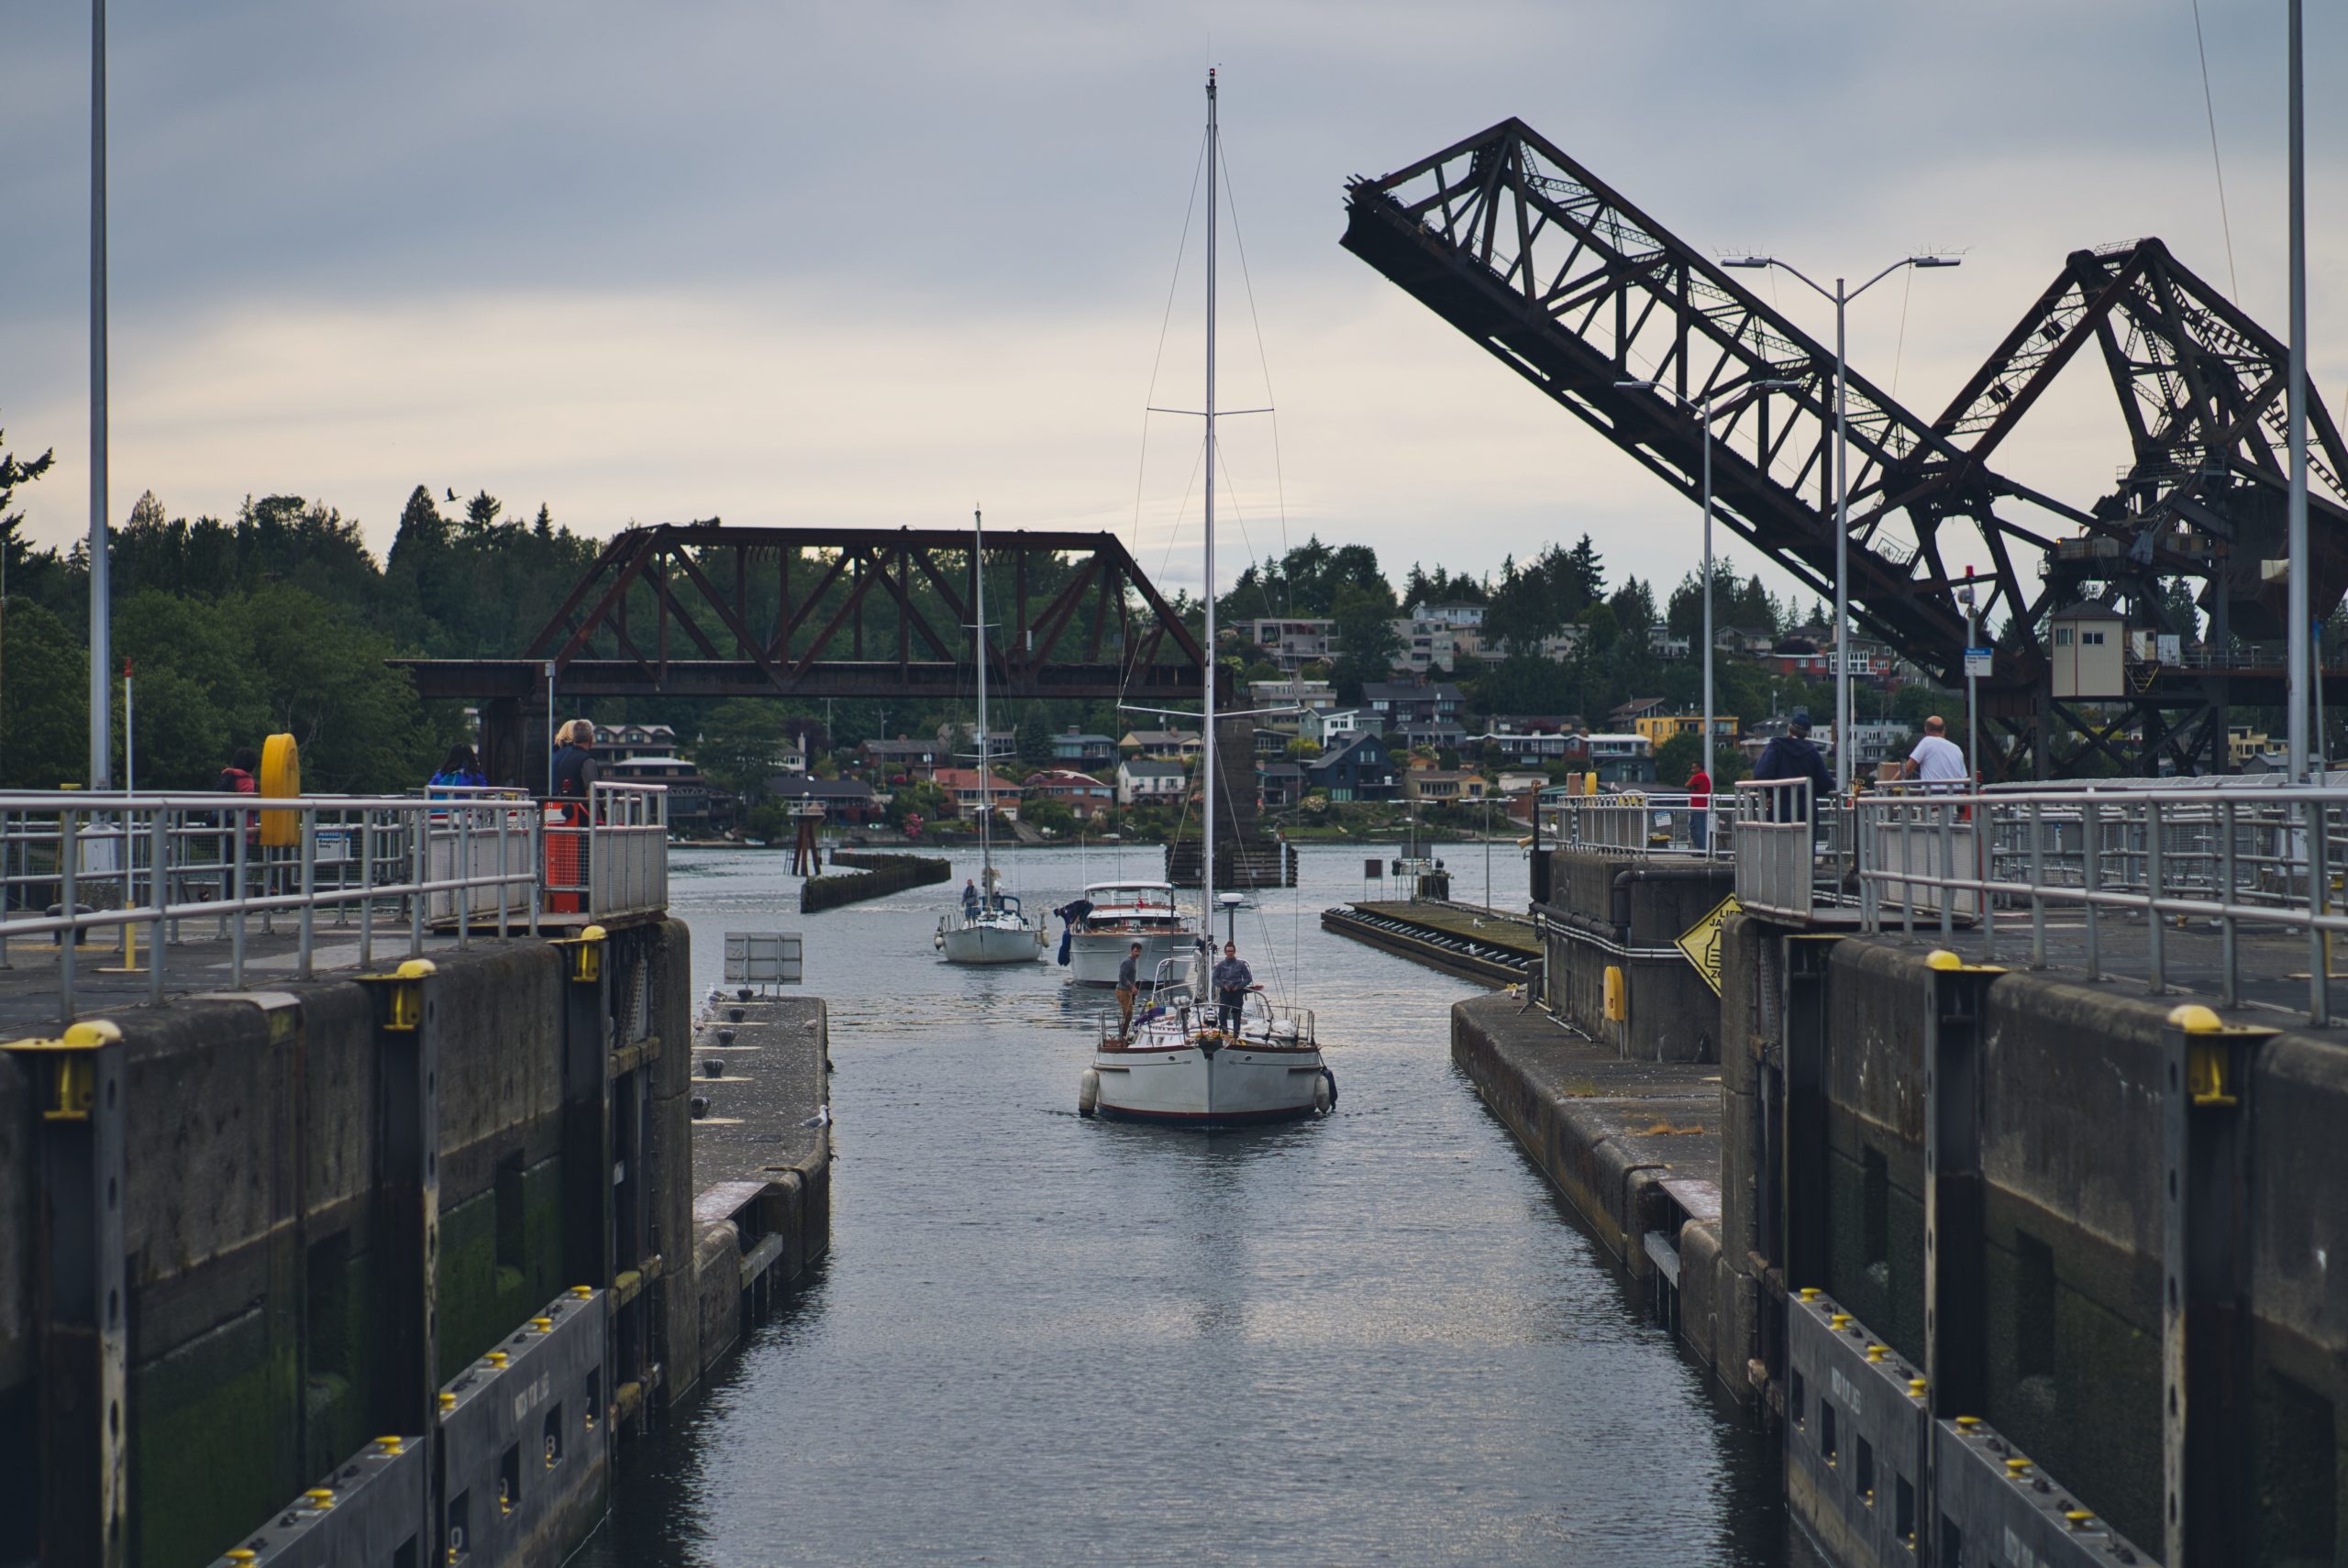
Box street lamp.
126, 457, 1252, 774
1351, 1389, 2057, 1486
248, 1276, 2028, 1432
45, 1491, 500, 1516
1616, 378, 1798, 806
1723, 253, 1960, 791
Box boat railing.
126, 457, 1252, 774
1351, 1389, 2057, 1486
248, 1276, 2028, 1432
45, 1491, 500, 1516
1095, 988, 1316, 1049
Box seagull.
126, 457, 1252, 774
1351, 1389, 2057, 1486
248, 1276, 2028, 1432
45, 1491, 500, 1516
802, 1106, 831, 1129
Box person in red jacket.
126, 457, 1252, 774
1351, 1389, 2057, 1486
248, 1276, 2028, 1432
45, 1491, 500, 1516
215, 746, 261, 869
1686, 763, 1713, 853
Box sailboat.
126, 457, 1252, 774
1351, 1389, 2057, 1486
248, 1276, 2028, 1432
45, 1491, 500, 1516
936, 506, 1047, 965
1078, 71, 1334, 1124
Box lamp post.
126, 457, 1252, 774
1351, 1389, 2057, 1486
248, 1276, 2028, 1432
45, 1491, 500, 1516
1724, 254, 1960, 792
89, 0, 113, 790
1617, 378, 1798, 795
2286, 0, 2309, 781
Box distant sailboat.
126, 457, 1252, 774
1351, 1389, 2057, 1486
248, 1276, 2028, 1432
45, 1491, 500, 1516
1079, 71, 1332, 1124
938, 506, 1047, 965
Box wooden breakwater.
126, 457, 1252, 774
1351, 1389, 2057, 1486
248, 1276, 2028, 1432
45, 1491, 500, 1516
801, 851, 951, 911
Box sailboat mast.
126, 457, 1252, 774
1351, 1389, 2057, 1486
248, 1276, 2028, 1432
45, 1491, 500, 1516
974, 506, 991, 890
1200, 67, 1218, 937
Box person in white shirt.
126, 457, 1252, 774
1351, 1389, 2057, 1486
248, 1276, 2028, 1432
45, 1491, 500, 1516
1902, 715, 1968, 788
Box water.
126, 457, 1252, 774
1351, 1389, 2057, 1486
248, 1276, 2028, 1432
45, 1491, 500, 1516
576, 842, 1800, 1567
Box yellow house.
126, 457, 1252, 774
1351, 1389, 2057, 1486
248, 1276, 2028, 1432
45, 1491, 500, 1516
1634, 713, 1739, 746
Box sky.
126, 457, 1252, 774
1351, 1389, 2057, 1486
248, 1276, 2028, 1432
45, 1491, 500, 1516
2, 1, 2342, 611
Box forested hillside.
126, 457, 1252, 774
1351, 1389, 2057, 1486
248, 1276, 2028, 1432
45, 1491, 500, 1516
0, 414, 1864, 795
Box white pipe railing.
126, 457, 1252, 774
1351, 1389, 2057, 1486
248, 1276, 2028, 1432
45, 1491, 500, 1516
1, 782, 670, 1024
1545, 790, 1731, 859
1857, 784, 2348, 1024
1731, 778, 1820, 920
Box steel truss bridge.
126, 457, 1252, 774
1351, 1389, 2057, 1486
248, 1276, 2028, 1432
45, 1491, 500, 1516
1343, 118, 2348, 777
395, 525, 1209, 786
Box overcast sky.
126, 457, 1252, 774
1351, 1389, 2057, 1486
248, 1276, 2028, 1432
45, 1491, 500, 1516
2, 1, 2342, 608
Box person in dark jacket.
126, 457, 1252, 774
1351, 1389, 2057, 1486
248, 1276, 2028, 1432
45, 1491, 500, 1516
1210, 942, 1257, 1034
547, 721, 599, 912
550, 722, 599, 798
1751, 711, 1835, 822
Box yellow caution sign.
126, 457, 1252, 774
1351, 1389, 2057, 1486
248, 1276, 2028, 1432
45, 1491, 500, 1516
1675, 892, 1743, 996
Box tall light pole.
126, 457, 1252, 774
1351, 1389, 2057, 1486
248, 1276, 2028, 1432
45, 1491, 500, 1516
89, 0, 113, 790
1725, 254, 1960, 791
2286, 0, 2310, 781
1617, 378, 1797, 793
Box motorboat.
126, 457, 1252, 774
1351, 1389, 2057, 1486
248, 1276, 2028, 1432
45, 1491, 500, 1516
1061, 879, 1198, 986
1076, 71, 1331, 1125
936, 506, 1046, 966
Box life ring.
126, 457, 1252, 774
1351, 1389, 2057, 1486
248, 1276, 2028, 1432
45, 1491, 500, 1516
258, 733, 301, 847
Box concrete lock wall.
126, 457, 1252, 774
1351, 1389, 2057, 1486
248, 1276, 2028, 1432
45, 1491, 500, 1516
0, 921, 716, 1568
1539, 847, 1731, 1063
0, 1043, 39, 1563
1778, 938, 2348, 1557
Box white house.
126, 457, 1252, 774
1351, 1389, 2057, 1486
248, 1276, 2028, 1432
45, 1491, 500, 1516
1116, 758, 1187, 806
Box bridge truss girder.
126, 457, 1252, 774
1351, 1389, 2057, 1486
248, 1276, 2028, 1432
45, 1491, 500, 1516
1343, 118, 2348, 777
393, 524, 1209, 786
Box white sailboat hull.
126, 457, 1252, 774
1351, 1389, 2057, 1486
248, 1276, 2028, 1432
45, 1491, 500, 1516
1067, 929, 1194, 987
939, 918, 1045, 965
1091, 1043, 1328, 1125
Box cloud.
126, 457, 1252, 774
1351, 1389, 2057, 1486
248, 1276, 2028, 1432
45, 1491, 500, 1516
2, 0, 2343, 615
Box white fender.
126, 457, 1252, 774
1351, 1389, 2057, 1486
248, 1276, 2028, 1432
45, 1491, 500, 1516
1078, 1067, 1101, 1118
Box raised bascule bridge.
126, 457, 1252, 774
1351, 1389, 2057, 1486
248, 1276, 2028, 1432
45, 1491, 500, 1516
1343, 117, 2348, 777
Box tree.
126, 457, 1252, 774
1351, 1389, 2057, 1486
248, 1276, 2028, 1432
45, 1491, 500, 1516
1330, 582, 1401, 701
241, 586, 445, 790
695, 700, 786, 803
0, 598, 85, 789
888, 778, 948, 829
1023, 797, 1075, 834
1284, 736, 1323, 759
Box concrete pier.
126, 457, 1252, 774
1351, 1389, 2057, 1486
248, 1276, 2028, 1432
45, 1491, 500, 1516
1442, 822, 2348, 1567
0, 916, 834, 1568
685, 993, 833, 1375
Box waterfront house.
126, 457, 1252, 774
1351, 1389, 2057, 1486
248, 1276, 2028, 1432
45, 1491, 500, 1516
1258, 760, 1306, 811
859, 736, 947, 780
608, 753, 718, 831
1300, 706, 1368, 746
931, 767, 1023, 822
1049, 728, 1118, 769
1402, 768, 1487, 805
1024, 768, 1114, 822
762, 773, 880, 826
1361, 678, 1467, 731
1584, 733, 1656, 786
1232, 615, 1339, 671
1302, 732, 1398, 802
1116, 757, 1187, 806
1119, 729, 1202, 762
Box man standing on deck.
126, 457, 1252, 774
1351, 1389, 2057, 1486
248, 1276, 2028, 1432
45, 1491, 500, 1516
1211, 941, 1257, 1035
1116, 942, 1143, 1039
1752, 710, 1834, 823
1901, 715, 1967, 790
1685, 761, 1713, 852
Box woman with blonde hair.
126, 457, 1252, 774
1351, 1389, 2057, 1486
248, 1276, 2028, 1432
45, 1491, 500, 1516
547, 720, 600, 912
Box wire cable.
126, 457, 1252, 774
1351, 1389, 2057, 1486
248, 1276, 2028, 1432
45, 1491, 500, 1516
2189, 0, 2243, 302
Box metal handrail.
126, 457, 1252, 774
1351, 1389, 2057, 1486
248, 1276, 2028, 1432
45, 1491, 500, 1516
1856, 784, 2348, 1023
1, 783, 670, 1024
1546, 790, 1731, 859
